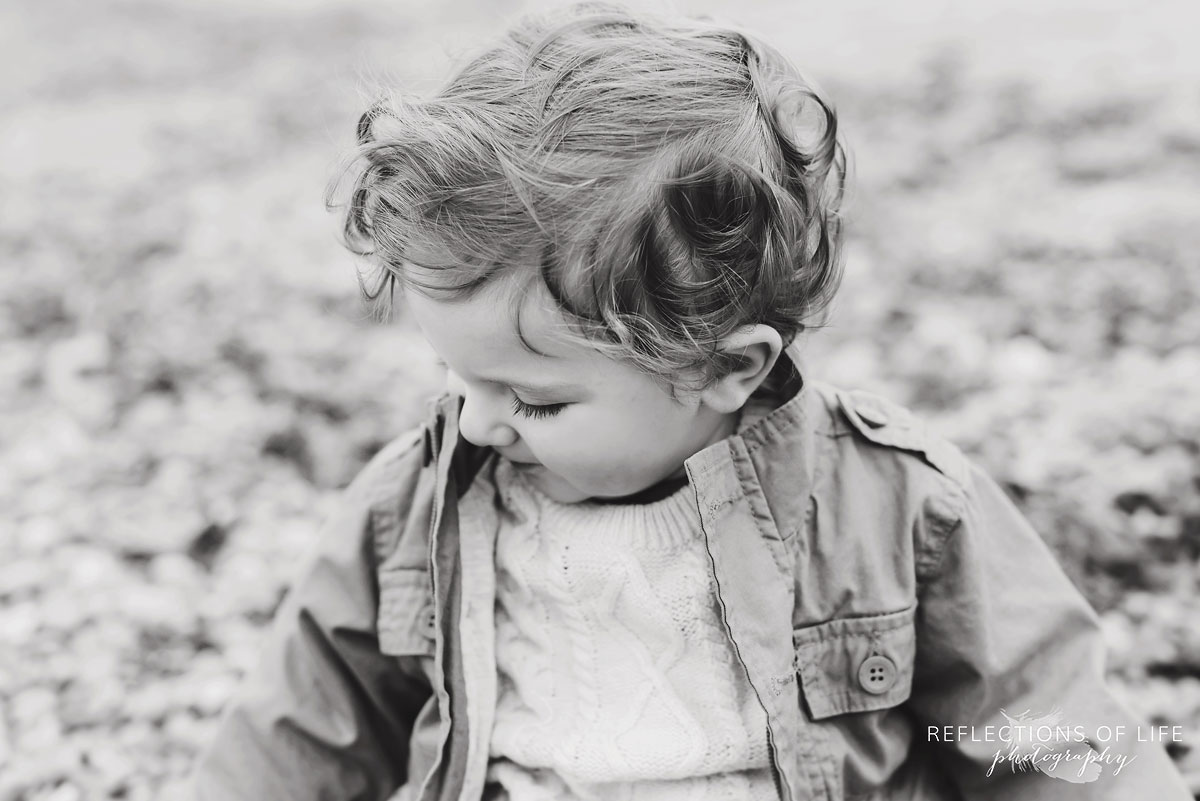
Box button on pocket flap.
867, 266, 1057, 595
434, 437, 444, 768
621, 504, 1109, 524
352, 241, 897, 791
793, 605, 916, 719
378, 568, 437, 657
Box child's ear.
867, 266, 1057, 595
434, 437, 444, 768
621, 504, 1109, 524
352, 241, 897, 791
698, 325, 784, 414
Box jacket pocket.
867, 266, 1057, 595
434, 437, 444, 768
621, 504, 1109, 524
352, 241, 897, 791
377, 568, 438, 658
793, 604, 916, 719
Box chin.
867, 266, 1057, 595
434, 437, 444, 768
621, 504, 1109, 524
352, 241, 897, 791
526, 466, 669, 504
523, 467, 592, 504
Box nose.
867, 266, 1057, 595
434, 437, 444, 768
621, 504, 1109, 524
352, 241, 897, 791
446, 371, 518, 450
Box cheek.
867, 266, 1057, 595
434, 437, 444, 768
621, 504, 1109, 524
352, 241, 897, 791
576, 419, 669, 475
548, 426, 621, 467
529, 422, 628, 478
529, 393, 689, 479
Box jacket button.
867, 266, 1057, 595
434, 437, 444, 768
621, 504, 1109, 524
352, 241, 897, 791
858, 654, 896, 694
418, 604, 438, 640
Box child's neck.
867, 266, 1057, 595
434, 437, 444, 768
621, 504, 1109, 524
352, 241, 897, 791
586, 473, 690, 505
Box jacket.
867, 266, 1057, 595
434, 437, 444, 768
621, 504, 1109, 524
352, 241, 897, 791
187, 348, 1192, 800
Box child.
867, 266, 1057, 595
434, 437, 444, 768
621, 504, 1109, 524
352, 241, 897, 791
188, 4, 1191, 800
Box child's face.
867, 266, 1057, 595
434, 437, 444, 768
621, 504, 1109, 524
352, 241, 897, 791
406, 279, 736, 504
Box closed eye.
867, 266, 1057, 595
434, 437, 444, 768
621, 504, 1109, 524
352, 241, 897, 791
511, 396, 567, 419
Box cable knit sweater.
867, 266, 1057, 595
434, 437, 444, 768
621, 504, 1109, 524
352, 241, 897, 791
484, 402, 780, 801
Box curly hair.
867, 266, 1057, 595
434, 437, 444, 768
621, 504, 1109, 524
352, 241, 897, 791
329, 2, 848, 394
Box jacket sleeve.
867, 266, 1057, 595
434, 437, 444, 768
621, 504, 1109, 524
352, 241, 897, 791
906, 459, 1193, 800
186, 430, 434, 801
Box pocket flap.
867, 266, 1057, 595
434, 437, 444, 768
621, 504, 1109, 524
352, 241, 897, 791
378, 568, 437, 657
793, 605, 916, 719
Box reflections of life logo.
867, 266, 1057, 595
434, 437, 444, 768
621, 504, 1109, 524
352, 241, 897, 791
988, 708, 1132, 783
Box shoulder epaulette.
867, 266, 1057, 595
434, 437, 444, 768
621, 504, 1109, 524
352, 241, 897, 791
836, 389, 971, 490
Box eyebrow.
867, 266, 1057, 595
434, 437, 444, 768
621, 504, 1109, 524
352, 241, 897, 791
433, 358, 583, 395
506, 378, 584, 395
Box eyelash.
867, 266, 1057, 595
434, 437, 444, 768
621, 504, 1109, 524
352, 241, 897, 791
435, 360, 565, 420
511, 397, 567, 420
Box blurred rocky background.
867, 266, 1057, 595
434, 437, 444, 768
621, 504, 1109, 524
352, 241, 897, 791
1, 0, 1198, 798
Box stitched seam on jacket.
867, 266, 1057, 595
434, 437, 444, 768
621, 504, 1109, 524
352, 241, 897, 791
792, 607, 916, 646
729, 439, 789, 574
915, 476, 968, 582
740, 397, 805, 452
364, 429, 426, 567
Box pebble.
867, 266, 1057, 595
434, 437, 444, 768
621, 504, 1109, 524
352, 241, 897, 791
71, 617, 138, 658
122, 394, 180, 434
1122, 591, 1155, 621
119, 784, 153, 801
1056, 129, 1150, 182
39, 591, 96, 632
59, 676, 126, 729
7, 414, 91, 485
190, 672, 239, 716
993, 336, 1055, 386
16, 516, 68, 555
115, 721, 155, 752
0, 341, 40, 392
0, 557, 51, 599
124, 682, 178, 724
60, 545, 125, 588
0, 601, 39, 644
99, 497, 209, 557
43, 332, 116, 428
0, 713, 9, 768
11, 686, 57, 725
16, 716, 64, 754
1099, 611, 1135, 668
84, 741, 137, 792
1129, 507, 1174, 541
149, 553, 204, 590
156, 778, 192, 801
163, 711, 209, 751
0, 743, 81, 800
40, 783, 82, 801
117, 583, 197, 635
216, 552, 282, 616
205, 618, 263, 675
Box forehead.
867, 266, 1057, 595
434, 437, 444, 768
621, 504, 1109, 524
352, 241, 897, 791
405, 277, 606, 377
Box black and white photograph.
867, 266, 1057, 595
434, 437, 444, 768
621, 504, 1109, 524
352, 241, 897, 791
1, 0, 1198, 799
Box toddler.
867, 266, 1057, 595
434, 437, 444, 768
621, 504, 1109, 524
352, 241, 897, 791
188, 4, 1191, 800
